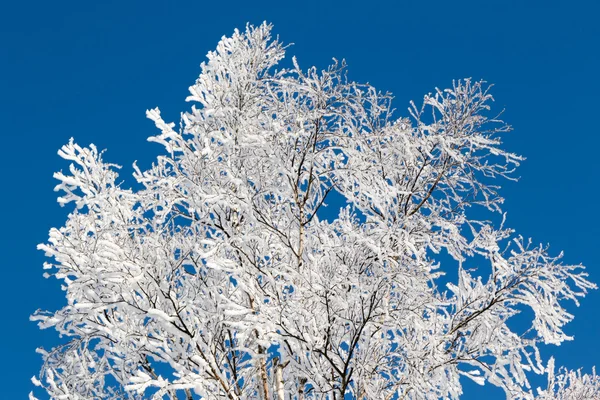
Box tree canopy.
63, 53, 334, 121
32, 23, 598, 400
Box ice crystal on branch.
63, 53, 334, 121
32, 23, 597, 400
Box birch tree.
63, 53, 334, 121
32, 23, 598, 400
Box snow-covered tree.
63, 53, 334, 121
535, 358, 600, 399
32, 23, 598, 400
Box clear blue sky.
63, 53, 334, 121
1, 1, 598, 398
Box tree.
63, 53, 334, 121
32, 23, 598, 400
535, 358, 600, 400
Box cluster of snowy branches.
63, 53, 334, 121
535, 358, 600, 399
32, 23, 597, 399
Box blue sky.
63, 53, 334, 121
1, 0, 599, 398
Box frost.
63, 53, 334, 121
146, 308, 175, 323
31, 22, 597, 400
